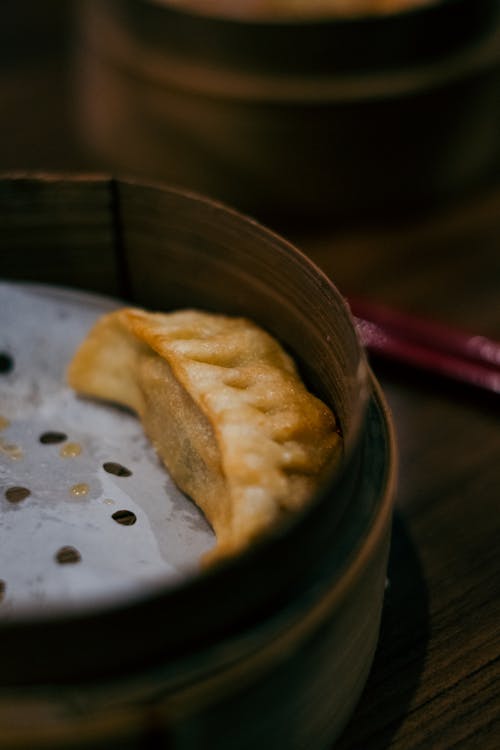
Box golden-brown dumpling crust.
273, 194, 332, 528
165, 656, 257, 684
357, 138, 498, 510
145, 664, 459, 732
67, 308, 342, 563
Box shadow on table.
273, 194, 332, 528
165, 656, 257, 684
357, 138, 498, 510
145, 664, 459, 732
335, 512, 430, 750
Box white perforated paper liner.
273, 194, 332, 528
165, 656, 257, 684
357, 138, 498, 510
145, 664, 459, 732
0, 282, 215, 618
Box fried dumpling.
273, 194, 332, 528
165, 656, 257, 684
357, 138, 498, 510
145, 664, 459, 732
67, 308, 342, 563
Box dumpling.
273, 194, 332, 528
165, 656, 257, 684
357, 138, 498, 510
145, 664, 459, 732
67, 307, 342, 563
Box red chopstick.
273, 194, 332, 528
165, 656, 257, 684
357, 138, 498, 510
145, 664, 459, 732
349, 298, 500, 396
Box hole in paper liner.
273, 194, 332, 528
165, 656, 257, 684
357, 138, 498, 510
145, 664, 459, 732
40, 431, 67, 445
5, 486, 31, 503
103, 461, 133, 477
56, 546, 82, 564
0, 352, 14, 374
112, 509, 137, 526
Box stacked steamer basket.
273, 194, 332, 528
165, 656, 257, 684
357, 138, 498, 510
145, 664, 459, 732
0, 175, 396, 749
75, 0, 500, 225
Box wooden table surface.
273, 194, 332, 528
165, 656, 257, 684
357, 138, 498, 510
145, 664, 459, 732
1, 4, 499, 748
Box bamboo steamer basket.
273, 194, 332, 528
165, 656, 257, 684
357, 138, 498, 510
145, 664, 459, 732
75, 0, 500, 225
0, 175, 396, 749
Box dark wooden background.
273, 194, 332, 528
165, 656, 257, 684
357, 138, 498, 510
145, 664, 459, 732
1, 2, 499, 748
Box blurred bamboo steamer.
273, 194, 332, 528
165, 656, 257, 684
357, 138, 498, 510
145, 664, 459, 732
75, 0, 500, 226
